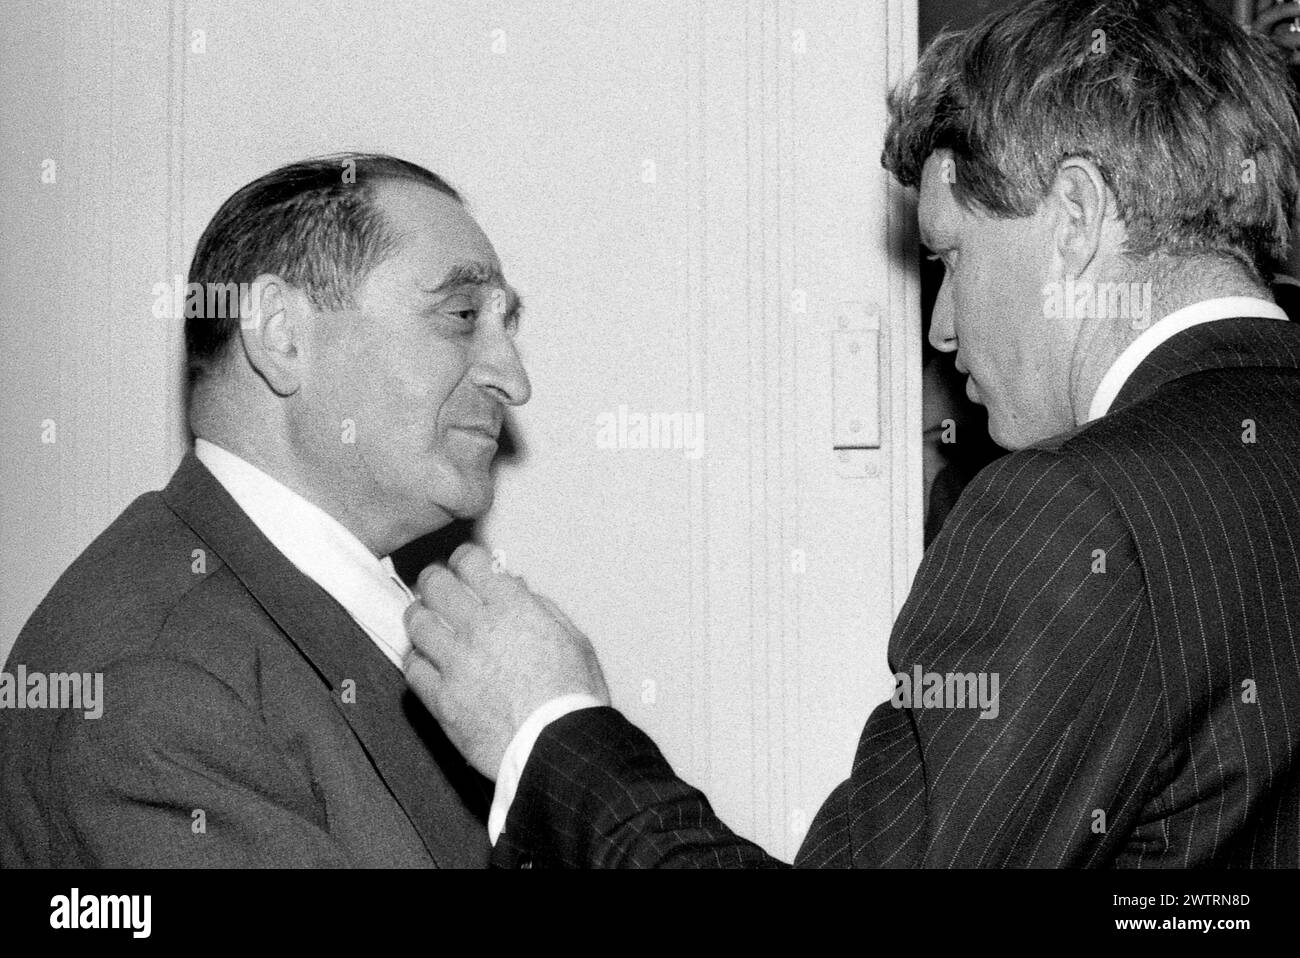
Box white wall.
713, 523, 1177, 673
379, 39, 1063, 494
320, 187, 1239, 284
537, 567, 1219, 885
0, 0, 920, 860
1, 1, 181, 647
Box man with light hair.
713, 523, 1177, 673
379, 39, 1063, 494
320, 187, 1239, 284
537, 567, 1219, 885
405, 0, 1300, 867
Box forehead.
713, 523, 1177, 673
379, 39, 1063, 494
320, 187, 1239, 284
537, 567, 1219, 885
917, 152, 962, 244
370, 178, 501, 276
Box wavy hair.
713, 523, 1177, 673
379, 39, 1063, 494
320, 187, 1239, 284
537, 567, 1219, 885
883, 0, 1300, 276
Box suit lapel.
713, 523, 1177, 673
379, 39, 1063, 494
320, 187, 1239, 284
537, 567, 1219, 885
160, 453, 489, 867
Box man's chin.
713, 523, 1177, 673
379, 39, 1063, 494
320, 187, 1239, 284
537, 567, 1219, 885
440, 478, 495, 521
987, 408, 1069, 451
986, 424, 1015, 450
984, 406, 1025, 451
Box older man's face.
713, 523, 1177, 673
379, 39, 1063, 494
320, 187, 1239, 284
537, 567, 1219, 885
290, 179, 530, 550
919, 152, 1076, 450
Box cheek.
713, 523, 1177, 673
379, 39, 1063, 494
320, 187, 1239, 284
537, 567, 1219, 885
967, 254, 1043, 364
415, 348, 472, 415
380, 347, 473, 445
948, 273, 996, 359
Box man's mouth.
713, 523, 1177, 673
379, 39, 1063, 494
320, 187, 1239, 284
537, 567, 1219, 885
450, 422, 501, 444
965, 376, 980, 403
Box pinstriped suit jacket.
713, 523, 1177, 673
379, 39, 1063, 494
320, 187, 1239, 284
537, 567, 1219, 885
493, 315, 1300, 868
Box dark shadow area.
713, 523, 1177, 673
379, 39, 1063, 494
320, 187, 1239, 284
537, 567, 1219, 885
918, 252, 1006, 548
391, 517, 479, 586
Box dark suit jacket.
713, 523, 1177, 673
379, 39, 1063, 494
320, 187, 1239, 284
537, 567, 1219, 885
0, 453, 491, 867
494, 315, 1300, 868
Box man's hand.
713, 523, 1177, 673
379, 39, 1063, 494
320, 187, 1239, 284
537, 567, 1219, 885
403, 543, 611, 779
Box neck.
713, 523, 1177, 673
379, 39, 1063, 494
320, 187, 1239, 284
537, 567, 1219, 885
1066, 257, 1271, 424
192, 384, 401, 556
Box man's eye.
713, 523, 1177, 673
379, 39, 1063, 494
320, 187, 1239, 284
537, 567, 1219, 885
434, 295, 478, 328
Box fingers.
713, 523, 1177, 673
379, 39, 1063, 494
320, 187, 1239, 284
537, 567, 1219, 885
403, 647, 446, 711
415, 562, 483, 627
449, 543, 523, 603
403, 599, 456, 665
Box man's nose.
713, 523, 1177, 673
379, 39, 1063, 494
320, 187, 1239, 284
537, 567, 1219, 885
470, 330, 532, 406
928, 289, 957, 354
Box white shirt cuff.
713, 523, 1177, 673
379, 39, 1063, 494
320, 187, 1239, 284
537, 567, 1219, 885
487, 694, 605, 844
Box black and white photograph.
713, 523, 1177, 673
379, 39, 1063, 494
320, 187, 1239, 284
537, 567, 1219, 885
1, 0, 1298, 941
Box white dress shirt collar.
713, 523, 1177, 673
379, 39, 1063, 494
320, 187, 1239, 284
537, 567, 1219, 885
1086, 296, 1288, 422
194, 438, 415, 670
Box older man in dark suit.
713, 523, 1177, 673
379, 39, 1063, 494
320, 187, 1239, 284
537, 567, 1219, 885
405, 0, 1300, 867
0, 153, 530, 866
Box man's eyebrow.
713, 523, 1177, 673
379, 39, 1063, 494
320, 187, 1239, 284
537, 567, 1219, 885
419, 262, 523, 320
420, 261, 501, 294
500, 289, 524, 323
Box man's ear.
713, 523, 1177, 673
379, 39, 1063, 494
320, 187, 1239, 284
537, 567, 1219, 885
1049, 157, 1115, 280
238, 274, 308, 396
